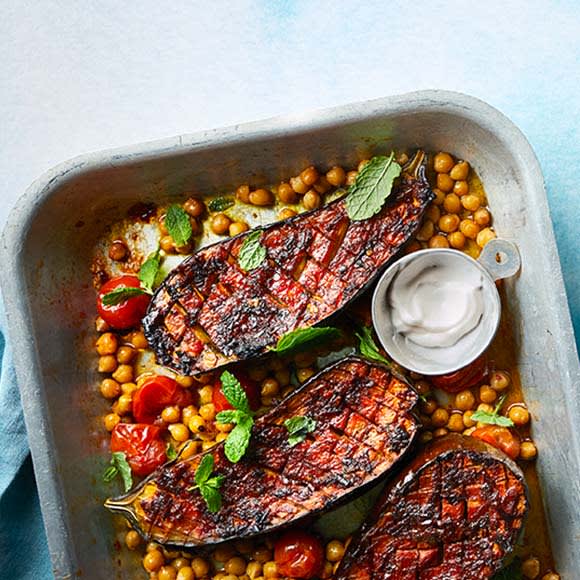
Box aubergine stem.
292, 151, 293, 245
403, 149, 426, 178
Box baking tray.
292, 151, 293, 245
1, 90, 579, 579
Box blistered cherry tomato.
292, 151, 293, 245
274, 530, 324, 579
132, 375, 192, 424
471, 425, 521, 459
111, 423, 167, 476
212, 371, 260, 413
97, 275, 150, 330
431, 355, 488, 393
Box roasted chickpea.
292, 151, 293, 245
211, 213, 232, 235
414, 380, 431, 396
143, 550, 165, 572
184, 197, 205, 217
116, 345, 136, 365
541, 574, 560, 580
261, 378, 280, 397
96, 332, 118, 355
191, 558, 211, 578
112, 364, 133, 384
100, 378, 121, 399
490, 371, 510, 391
277, 182, 297, 204
479, 385, 497, 404
420, 398, 438, 415
109, 240, 128, 261
425, 204, 441, 223
181, 405, 198, 425
130, 331, 148, 349
125, 529, 141, 550
252, 548, 272, 563
326, 166, 346, 187
449, 160, 469, 180
313, 175, 331, 194
509, 404, 530, 426
180, 440, 199, 459
443, 193, 461, 214
326, 540, 345, 562
290, 175, 309, 194
436, 173, 455, 193
199, 403, 216, 422
428, 234, 449, 248
463, 410, 476, 428
198, 385, 214, 405
461, 194, 481, 212
476, 227, 496, 247
420, 431, 434, 444
104, 412, 121, 431
236, 185, 251, 203
225, 557, 247, 576
176, 568, 194, 580
453, 180, 469, 196
433, 427, 449, 438
459, 219, 480, 240
160, 235, 176, 253
278, 208, 297, 220
438, 214, 460, 233
98, 355, 118, 373
521, 556, 540, 579
345, 170, 358, 186
297, 368, 315, 383
214, 545, 236, 563
246, 561, 262, 579
432, 188, 446, 205
302, 190, 321, 210
263, 561, 278, 578
161, 405, 181, 423
447, 412, 465, 432
300, 166, 319, 186
454, 390, 475, 411
116, 394, 133, 415
415, 220, 434, 241
229, 221, 249, 237
447, 231, 465, 249
169, 423, 190, 442
158, 565, 177, 580
188, 415, 207, 434
249, 188, 275, 206
520, 441, 538, 460
431, 408, 449, 428
473, 207, 491, 226
434, 152, 454, 174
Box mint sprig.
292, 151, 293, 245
284, 416, 316, 447
355, 326, 390, 366
189, 454, 224, 513
101, 286, 148, 307
271, 326, 341, 356
165, 204, 193, 247
138, 249, 161, 293
103, 451, 133, 492
471, 394, 514, 427
238, 229, 266, 271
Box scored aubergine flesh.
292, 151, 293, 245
143, 153, 434, 375
105, 357, 419, 547
335, 434, 529, 580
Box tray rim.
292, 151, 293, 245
2, 89, 579, 578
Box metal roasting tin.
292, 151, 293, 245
1, 90, 579, 579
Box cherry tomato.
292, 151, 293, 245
212, 371, 260, 413
274, 530, 324, 579
431, 355, 488, 393
471, 425, 521, 460
111, 423, 167, 476
97, 275, 150, 330
132, 375, 193, 424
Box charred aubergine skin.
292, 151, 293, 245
335, 434, 529, 580
105, 357, 419, 547
143, 164, 434, 375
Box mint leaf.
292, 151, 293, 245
224, 415, 254, 463
220, 371, 252, 415
284, 416, 316, 447
101, 286, 148, 306
103, 451, 133, 493
166, 442, 177, 461
355, 326, 390, 366
139, 250, 161, 293
208, 197, 235, 212
238, 229, 266, 271
215, 409, 244, 424
165, 204, 193, 247
272, 326, 341, 356
194, 454, 214, 487
191, 455, 225, 513
345, 153, 402, 221
471, 394, 514, 427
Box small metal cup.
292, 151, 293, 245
371, 239, 520, 375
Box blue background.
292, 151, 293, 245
1, 2, 579, 578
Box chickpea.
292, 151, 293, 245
433, 427, 449, 438
176, 568, 194, 580
326, 540, 345, 562
447, 413, 464, 433
278, 208, 297, 220
432, 188, 446, 205
225, 557, 247, 576
249, 189, 274, 206
104, 412, 120, 431
172, 557, 189, 569
541, 574, 560, 580
476, 226, 497, 248
116, 346, 136, 365
431, 408, 449, 428
290, 175, 309, 194
160, 235, 176, 253
426, 204, 441, 223
169, 423, 190, 442
188, 415, 207, 434
414, 380, 431, 396
175, 375, 193, 388
326, 166, 346, 186
297, 368, 315, 383
180, 440, 199, 459
438, 214, 460, 233
420, 398, 438, 415
313, 177, 331, 195
199, 385, 214, 405
436, 173, 454, 193
130, 331, 149, 349
463, 410, 476, 428
463, 426, 476, 436
108, 240, 128, 261
443, 193, 461, 214
274, 368, 291, 386
236, 184, 251, 203
113, 364, 134, 384
520, 441, 538, 460
252, 548, 272, 563
473, 207, 491, 226
181, 405, 199, 425
116, 394, 133, 415
199, 403, 216, 422
453, 180, 469, 196
302, 190, 322, 210
260, 378, 280, 397
459, 219, 480, 240
420, 431, 434, 444
125, 529, 141, 550
161, 405, 181, 423
214, 545, 236, 563
211, 213, 232, 235
454, 390, 475, 411
98, 355, 117, 373
144, 550, 165, 572
415, 220, 434, 242
434, 152, 454, 174
229, 221, 249, 237
521, 556, 540, 579
100, 378, 121, 399
479, 385, 498, 404
300, 166, 319, 186
246, 561, 262, 579
159, 565, 178, 580
461, 194, 481, 212
96, 333, 118, 355
183, 197, 205, 217
428, 234, 449, 249
448, 231, 466, 249
490, 371, 510, 391
477, 403, 494, 414
509, 404, 530, 426
263, 561, 278, 578
234, 539, 254, 555
277, 182, 297, 204
345, 170, 358, 186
